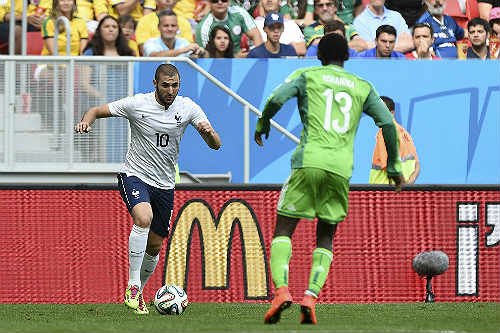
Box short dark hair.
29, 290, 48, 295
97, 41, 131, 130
380, 96, 395, 112
117, 14, 136, 30
318, 33, 349, 64
155, 63, 179, 81
376, 24, 397, 39
157, 9, 177, 24
412, 22, 433, 36
467, 17, 490, 33
323, 20, 345, 36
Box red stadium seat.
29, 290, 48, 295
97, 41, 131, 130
0, 42, 8, 54
240, 33, 249, 51
27, 31, 44, 55
445, 0, 479, 29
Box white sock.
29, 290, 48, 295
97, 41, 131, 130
140, 252, 159, 292
128, 224, 149, 287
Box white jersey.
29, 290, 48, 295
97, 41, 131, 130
108, 92, 209, 189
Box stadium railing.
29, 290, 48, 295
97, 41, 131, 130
0, 56, 299, 184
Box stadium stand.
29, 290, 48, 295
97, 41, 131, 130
445, 0, 479, 29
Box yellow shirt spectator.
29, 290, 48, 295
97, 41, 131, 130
75, 0, 95, 20
173, 0, 195, 20
41, 16, 88, 55
135, 10, 193, 50
0, 0, 52, 23
108, 0, 156, 21
93, 0, 110, 20
128, 39, 139, 55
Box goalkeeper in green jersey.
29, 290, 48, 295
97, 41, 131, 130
255, 33, 404, 325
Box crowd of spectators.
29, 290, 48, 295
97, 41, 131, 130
0, 0, 498, 59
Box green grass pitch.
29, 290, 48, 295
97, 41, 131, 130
0, 302, 498, 332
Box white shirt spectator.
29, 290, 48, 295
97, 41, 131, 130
254, 16, 305, 45
353, 5, 409, 41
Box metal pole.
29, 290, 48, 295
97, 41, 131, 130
53, 17, 70, 138
243, 105, 249, 184
3, 61, 11, 167
6, 60, 16, 167
68, 58, 75, 168
184, 58, 300, 144
54, 16, 71, 56
8, 0, 16, 55
21, 0, 27, 55
127, 61, 134, 146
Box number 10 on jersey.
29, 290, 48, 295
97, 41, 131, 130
156, 133, 170, 147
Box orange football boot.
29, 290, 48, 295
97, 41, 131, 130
300, 294, 317, 324
264, 286, 293, 324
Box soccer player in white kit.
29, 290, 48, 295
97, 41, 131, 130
75, 64, 221, 314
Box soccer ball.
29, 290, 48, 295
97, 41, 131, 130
154, 285, 188, 315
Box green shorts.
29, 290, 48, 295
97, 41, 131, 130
277, 167, 349, 224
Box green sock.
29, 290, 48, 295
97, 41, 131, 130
270, 236, 292, 289
306, 248, 333, 297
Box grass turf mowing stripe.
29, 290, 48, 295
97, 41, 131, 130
0, 303, 497, 332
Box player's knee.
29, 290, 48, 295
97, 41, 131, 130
133, 212, 153, 228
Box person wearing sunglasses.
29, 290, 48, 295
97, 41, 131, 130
195, 0, 263, 57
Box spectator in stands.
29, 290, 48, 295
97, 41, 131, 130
356, 24, 406, 58
233, 0, 260, 16
136, 0, 194, 56
173, 0, 197, 25
353, 0, 414, 53
41, 0, 89, 55
336, 0, 364, 25
255, 0, 306, 55
195, 0, 263, 57
305, 19, 358, 57
279, 0, 315, 27
489, 7, 500, 58
248, 12, 297, 57
489, 7, 500, 36
194, 0, 211, 23
406, 22, 442, 59
76, 0, 99, 33
108, 0, 156, 22
370, 96, 420, 185
93, 0, 111, 21
204, 25, 234, 57
144, 10, 206, 57
465, 17, 492, 59
303, 0, 368, 53
0, 0, 51, 54
117, 15, 139, 56
81, 15, 135, 163
417, 0, 465, 59
478, 0, 500, 21
83, 15, 135, 56
385, 0, 426, 28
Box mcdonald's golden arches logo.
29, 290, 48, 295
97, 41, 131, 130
163, 199, 270, 299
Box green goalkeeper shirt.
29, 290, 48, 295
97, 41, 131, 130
257, 64, 402, 181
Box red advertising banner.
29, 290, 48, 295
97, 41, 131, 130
0, 185, 498, 304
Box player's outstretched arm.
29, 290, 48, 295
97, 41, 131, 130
197, 121, 221, 150
74, 104, 113, 133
